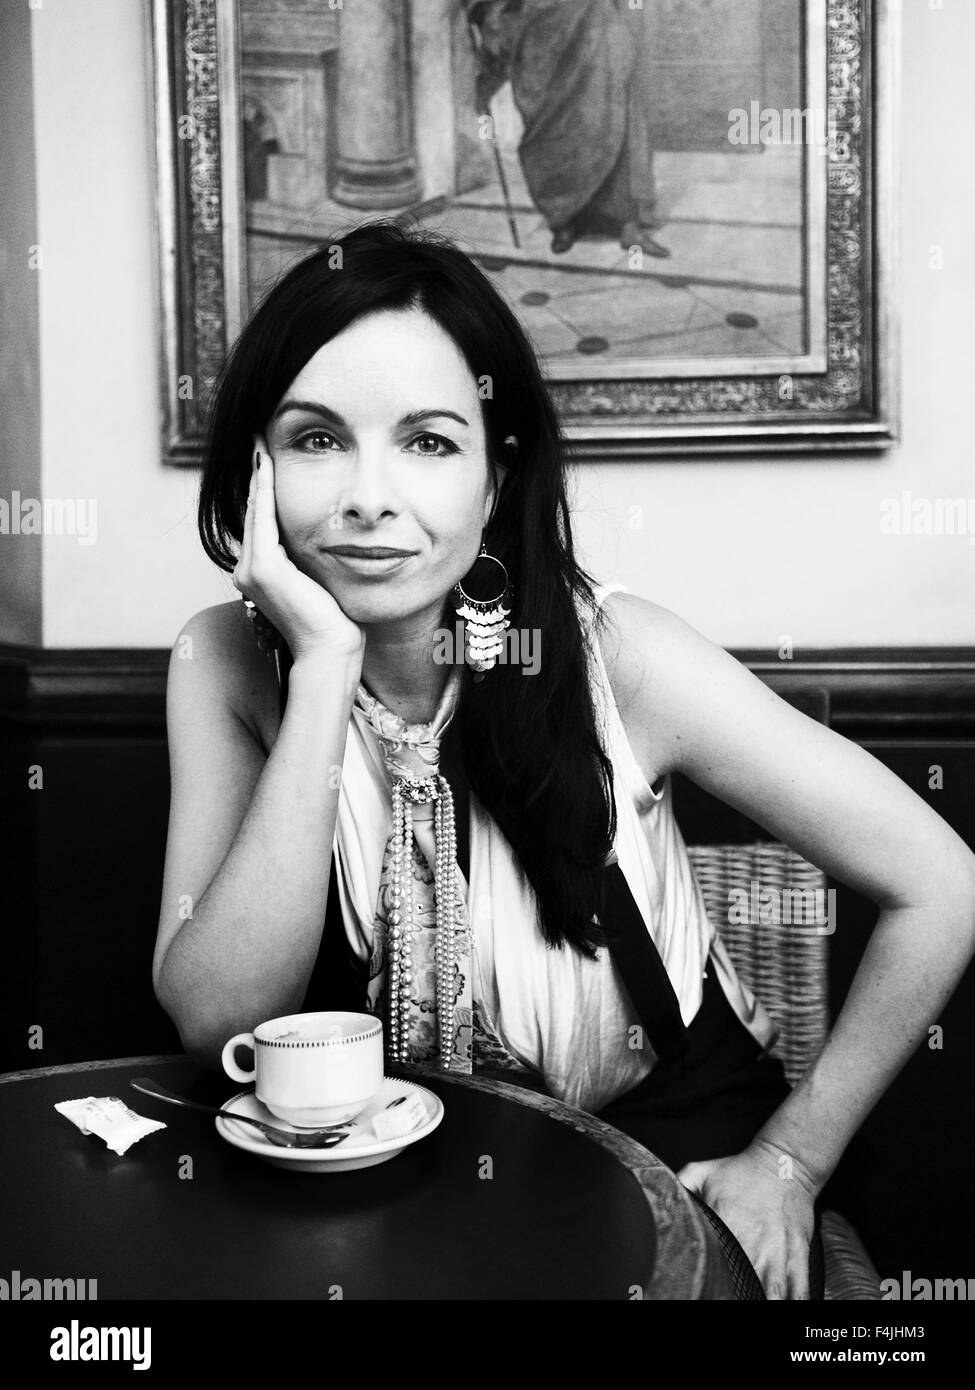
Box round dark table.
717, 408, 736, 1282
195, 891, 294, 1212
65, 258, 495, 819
0, 1054, 733, 1300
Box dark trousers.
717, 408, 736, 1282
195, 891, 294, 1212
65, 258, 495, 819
597, 966, 826, 1300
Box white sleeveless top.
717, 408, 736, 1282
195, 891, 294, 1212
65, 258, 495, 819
325, 584, 777, 1114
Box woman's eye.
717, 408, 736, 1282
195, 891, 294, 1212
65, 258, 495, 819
294, 429, 339, 452
407, 433, 458, 457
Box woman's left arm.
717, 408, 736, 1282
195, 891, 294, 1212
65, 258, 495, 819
605, 595, 975, 1298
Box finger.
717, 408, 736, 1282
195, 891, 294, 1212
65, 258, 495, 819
754, 1237, 791, 1301
251, 439, 279, 563
755, 1256, 787, 1301
675, 1161, 709, 1191
786, 1234, 811, 1302
234, 453, 259, 591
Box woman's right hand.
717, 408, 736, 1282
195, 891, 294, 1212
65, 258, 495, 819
232, 436, 365, 663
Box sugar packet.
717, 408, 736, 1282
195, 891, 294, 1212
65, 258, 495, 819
54, 1096, 166, 1155
370, 1091, 427, 1141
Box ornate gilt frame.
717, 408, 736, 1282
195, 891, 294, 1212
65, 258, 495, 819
150, 0, 900, 465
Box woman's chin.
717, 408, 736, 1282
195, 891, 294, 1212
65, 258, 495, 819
336, 592, 415, 622
307, 562, 449, 628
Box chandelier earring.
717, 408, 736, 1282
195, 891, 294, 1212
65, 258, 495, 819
451, 533, 513, 682
241, 598, 282, 656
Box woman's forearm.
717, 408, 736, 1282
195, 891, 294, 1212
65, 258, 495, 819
155, 647, 363, 1065
749, 884, 975, 1192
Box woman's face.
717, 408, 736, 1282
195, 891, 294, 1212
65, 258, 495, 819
265, 307, 501, 629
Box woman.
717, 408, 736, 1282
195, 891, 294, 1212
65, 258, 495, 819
153, 220, 975, 1302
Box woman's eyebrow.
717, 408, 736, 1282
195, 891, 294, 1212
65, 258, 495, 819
270, 400, 471, 429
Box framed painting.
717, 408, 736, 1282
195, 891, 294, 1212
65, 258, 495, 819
151, 0, 899, 463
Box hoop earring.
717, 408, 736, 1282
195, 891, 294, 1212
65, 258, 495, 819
451, 535, 513, 681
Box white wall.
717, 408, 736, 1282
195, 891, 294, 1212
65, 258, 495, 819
5, 0, 972, 649
28, 0, 228, 647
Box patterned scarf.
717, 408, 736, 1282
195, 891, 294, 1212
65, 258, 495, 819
353, 664, 473, 1072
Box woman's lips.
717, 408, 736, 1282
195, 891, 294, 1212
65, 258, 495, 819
321, 549, 415, 575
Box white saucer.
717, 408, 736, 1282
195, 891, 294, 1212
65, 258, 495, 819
215, 1077, 444, 1173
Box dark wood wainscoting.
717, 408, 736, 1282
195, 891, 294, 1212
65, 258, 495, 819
1, 643, 974, 1279
0, 649, 182, 1073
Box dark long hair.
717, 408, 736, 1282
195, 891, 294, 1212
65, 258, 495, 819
198, 219, 618, 957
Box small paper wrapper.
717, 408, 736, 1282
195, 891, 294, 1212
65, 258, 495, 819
54, 1096, 166, 1155
370, 1092, 427, 1141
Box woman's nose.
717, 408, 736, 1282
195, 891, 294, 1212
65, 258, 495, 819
337, 453, 399, 524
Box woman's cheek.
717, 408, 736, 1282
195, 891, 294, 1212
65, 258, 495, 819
274, 480, 338, 547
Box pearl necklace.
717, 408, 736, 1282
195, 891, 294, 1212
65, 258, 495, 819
386, 772, 458, 1068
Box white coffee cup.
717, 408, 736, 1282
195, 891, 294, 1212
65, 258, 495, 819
221, 1011, 384, 1127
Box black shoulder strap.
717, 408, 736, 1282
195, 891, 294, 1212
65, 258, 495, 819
599, 862, 691, 1064
302, 852, 368, 1012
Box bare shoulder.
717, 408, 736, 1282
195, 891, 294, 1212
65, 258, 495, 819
169, 600, 280, 756
595, 590, 689, 668
593, 590, 711, 781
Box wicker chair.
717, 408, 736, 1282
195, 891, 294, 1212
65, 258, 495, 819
686, 842, 883, 1300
